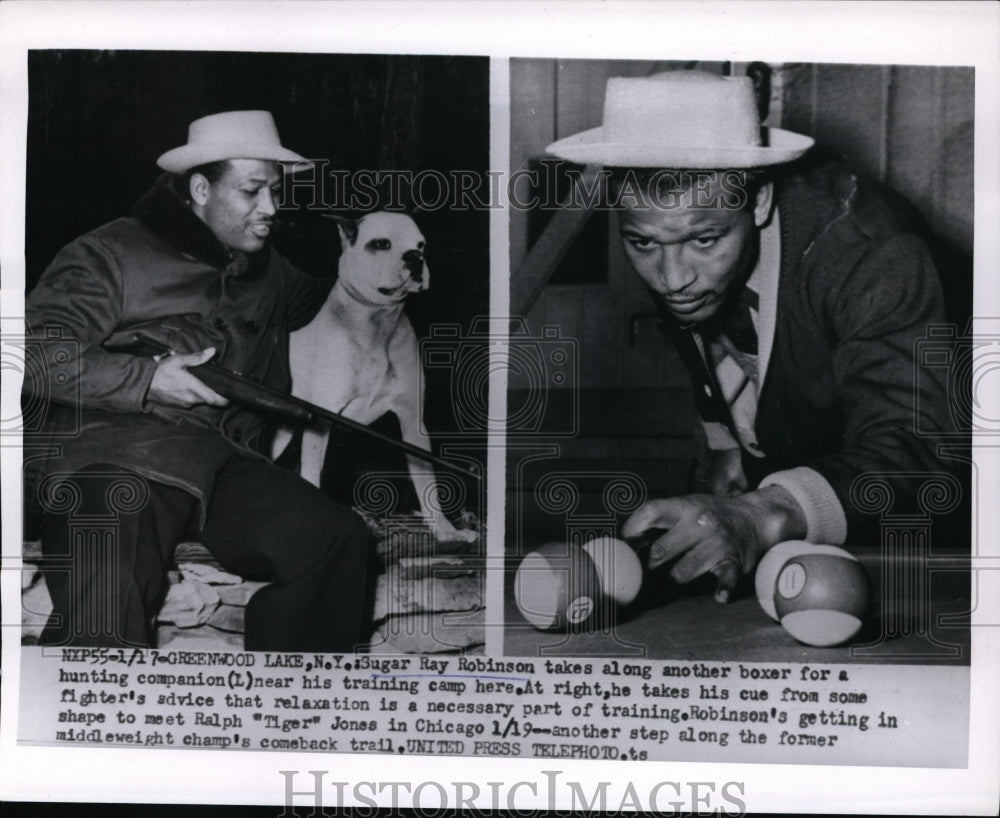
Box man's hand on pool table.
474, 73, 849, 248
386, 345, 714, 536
623, 486, 807, 603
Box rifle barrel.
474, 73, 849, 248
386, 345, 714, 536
131, 334, 480, 480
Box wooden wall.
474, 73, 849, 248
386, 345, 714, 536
780, 63, 974, 322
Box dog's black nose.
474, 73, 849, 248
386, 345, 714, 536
403, 249, 424, 279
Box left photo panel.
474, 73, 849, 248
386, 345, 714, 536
20, 50, 491, 656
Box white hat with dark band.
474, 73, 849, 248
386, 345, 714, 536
157, 110, 311, 174
546, 72, 814, 169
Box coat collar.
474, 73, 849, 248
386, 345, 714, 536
134, 173, 268, 274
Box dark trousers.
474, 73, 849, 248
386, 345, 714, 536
38, 455, 371, 652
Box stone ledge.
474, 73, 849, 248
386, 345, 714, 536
158, 580, 220, 628
21, 512, 486, 654
373, 572, 483, 621
370, 608, 486, 654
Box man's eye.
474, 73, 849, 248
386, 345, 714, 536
625, 236, 655, 251
692, 236, 718, 249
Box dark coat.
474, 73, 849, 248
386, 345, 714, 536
25, 174, 332, 522
664, 162, 956, 540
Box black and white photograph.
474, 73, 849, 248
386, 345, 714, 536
501, 58, 982, 766
1, 1, 997, 814
17, 49, 490, 655
504, 57, 973, 658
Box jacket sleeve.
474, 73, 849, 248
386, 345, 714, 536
25, 233, 159, 413
281, 254, 335, 332
805, 231, 955, 534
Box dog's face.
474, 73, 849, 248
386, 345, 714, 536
334, 212, 429, 303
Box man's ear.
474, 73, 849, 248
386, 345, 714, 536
189, 173, 211, 207
323, 213, 359, 247
753, 182, 774, 228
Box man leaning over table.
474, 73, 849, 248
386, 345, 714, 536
545, 72, 955, 603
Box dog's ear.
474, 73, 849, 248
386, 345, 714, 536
322, 213, 359, 247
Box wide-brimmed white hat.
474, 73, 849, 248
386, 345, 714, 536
157, 110, 310, 173
546, 72, 814, 168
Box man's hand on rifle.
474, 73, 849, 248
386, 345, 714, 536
147, 347, 229, 408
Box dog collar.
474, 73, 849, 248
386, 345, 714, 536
341, 279, 389, 309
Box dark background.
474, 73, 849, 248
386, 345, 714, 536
25, 49, 491, 514
26, 50, 490, 322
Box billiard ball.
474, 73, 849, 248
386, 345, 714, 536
773, 550, 872, 647
514, 537, 643, 631
755, 541, 849, 620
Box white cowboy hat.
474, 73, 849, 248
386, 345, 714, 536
546, 71, 814, 168
157, 110, 311, 173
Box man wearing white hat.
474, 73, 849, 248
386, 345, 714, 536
26, 111, 371, 651
546, 72, 954, 603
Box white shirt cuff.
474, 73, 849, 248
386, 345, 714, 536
759, 467, 848, 545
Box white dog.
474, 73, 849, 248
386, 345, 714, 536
272, 212, 475, 542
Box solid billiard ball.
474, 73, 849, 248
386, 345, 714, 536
514, 537, 643, 631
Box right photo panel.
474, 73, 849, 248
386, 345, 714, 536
502, 58, 973, 767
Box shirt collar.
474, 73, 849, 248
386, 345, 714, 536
747, 207, 780, 302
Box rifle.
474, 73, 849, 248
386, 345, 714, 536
124, 334, 479, 480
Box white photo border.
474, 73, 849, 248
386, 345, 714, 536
1, 1, 998, 814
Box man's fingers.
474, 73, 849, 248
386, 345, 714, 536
177, 347, 216, 367
148, 347, 227, 407
666, 546, 740, 602
188, 379, 229, 407
645, 530, 673, 571
622, 498, 684, 539
666, 533, 725, 583
646, 516, 705, 570
179, 349, 226, 405
712, 558, 741, 604
167, 382, 227, 408
628, 496, 756, 602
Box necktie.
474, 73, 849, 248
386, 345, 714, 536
724, 287, 758, 355
702, 286, 764, 457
